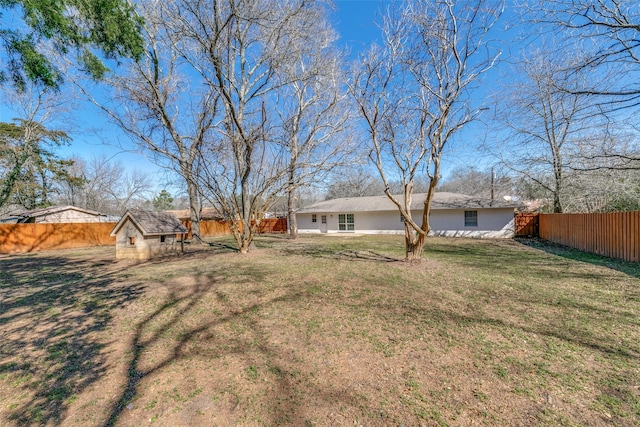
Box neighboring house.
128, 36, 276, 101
297, 192, 521, 238
110, 209, 188, 260
2, 205, 110, 223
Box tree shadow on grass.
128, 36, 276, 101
334, 249, 400, 262
0, 252, 144, 426
515, 238, 640, 279
276, 238, 402, 262
100, 271, 315, 426
425, 238, 640, 284
100, 265, 393, 426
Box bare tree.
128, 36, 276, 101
350, 0, 502, 261
273, 18, 352, 238
77, 0, 217, 243
437, 166, 517, 199
324, 166, 386, 200
56, 155, 153, 214
526, 0, 640, 108
168, 0, 340, 253
492, 47, 633, 213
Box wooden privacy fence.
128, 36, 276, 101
182, 218, 287, 238
514, 213, 539, 237
255, 218, 287, 234
0, 218, 289, 254
539, 211, 640, 262
182, 219, 232, 238
0, 222, 116, 254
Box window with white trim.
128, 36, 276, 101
338, 213, 355, 231
464, 210, 478, 227
312, 214, 317, 223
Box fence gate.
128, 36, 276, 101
515, 213, 539, 237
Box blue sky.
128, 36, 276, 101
0, 0, 389, 191
0, 0, 515, 193
333, 0, 385, 54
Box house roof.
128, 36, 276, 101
110, 209, 188, 237
298, 192, 521, 214
13, 205, 106, 219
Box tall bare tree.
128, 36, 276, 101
526, 0, 640, 108
56, 155, 153, 214
492, 44, 640, 213
494, 48, 594, 213
273, 18, 352, 238
166, 0, 340, 253
522, 0, 640, 171
78, 0, 218, 243
350, 0, 502, 261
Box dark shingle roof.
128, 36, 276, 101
298, 192, 521, 214
110, 209, 188, 237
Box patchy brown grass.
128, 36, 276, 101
1, 235, 639, 426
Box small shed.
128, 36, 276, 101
110, 209, 188, 260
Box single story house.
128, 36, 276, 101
2, 205, 110, 223
110, 209, 188, 260
297, 192, 522, 238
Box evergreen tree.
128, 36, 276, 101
152, 190, 174, 211
0, 120, 72, 208
0, 0, 144, 89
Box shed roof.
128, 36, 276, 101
110, 209, 188, 237
298, 192, 521, 214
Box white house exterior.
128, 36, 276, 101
297, 193, 520, 238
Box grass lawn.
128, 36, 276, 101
0, 235, 639, 426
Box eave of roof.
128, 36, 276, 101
298, 192, 521, 213
18, 205, 105, 218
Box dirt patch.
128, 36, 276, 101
1, 236, 639, 426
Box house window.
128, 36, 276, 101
321, 215, 327, 224
338, 213, 355, 231
128, 236, 135, 245
312, 214, 317, 223
400, 215, 405, 223
464, 211, 478, 227
160, 235, 166, 243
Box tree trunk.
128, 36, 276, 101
237, 222, 256, 254
553, 193, 563, 213
405, 229, 425, 261
403, 173, 439, 261
187, 180, 204, 244
287, 174, 298, 239
239, 237, 251, 254
288, 210, 298, 239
